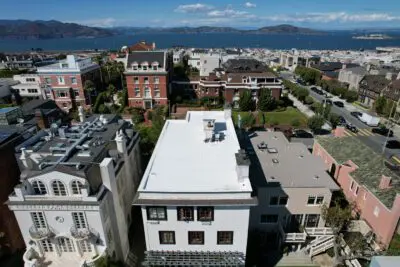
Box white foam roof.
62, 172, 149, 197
139, 111, 252, 193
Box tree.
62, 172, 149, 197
84, 80, 95, 107
307, 115, 325, 132
329, 113, 341, 129
304, 96, 314, 105
106, 84, 116, 103
258, 88, 276, 111
374, 96, 387, 115
295, 87, 309, 102
345, 91, 358, 103
240, 112, 256, 130
239, 90, 255, 111
131, 107, 145, 125
116, 61, 126, 90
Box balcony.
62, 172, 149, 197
70, 226, 94, 240
81, 249, 107, 267
23, 246, 40, 267
29, 226, 55, 240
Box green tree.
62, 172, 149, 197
375, 96, 387, 115
295, 87, 309, 102
131, 107, 145, 125
106, 84, 116, 103
307, 115, 325, 132
329, 113, 341, 129
84, 80, 95, 107
304, 96, 314, 105
344, 90, 358, 103
258, 88, 276, 111
332, 87, 348, 98
239, 90, 255, 111
240, 112, 256, 130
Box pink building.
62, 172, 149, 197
313, 136, 400, 248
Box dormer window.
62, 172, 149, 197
142, 61, 149, 71
152, 61, 159, 71
32, 180, 47, 195
242, 76, 247, 83
132, 62, 138, 70
71, 180, 84, 195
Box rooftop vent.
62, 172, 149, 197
258, 141, 267, 150
272, 158, 279, 164
270, 176, 276, 180
314, 175, 319, 180
267, 148, 278, 153
299, 155, 304, 159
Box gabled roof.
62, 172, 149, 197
360, 75, 391, 93
129, 41, 154, 51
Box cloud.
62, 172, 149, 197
72, 18, 117, 27
264, 12, 400, 23
244, 2, 256, 8
174, 3, 213, 13
207, 8, 254, 19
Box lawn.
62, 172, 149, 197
387, 233, 400, 256
232, 107, 308, 128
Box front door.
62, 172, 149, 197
144, 100, 152, 110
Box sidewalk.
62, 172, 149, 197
288, 93, 315, 118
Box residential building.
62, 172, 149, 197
12, 74, 46, 98
37, 55, 101, 111
0, 78, 19, 99
338, 66, 368, 91
1, 54, 56, 70
125, 51, 172, 109
172, 49, 185, 64
313, 136, 400, 248
128, 41, 156, 52
280, 51, 321, 72
358, 74, 392, 107
134, 110, 256, 266
188, 49, 208, 69
8, 113, 143, 266
311, 62, 359, 81
247, 131, 338, 256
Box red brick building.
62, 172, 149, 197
37, 55, 101, 111
125, 51, 172, 109
129, 41, 156, 52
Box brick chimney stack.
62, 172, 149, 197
379, 175, 392, 189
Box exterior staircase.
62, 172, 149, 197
306, 235, 335, 257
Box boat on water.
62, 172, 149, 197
352, 34, 392, 40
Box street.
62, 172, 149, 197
280, 71, 400, 160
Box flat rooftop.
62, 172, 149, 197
139, 111, 252, 193
316, 136, 400, 209
249, 131, 338, 189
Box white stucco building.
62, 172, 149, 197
134, 110, 256, 266
12, 74, 46, 98
7, 113, 142, 267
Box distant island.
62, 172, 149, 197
352, 33, 393, 40
114, 24, 324, 35
0, 20, 114, 39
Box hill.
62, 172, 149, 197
0, 20, 114, 39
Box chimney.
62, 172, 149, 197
35, 109, 47, 129
379, 175, 392, 189
115, 130, 127, 154
78, 106, 85, 123
386, 72, 393, 81
235, 149, 250, 184
20, 148, 33, 169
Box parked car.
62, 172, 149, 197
333, 101, 344, 108
291, 129, 313, 138
372, 127, 394, 137
324, 99, 333, 105
350, 111, 362, 119
310, 87, 324, 95
338, 116, 347, 125
386, 140, 400, 149
346, 123, 358, 133
359, 112, 380, 127
325, 93, 333, 98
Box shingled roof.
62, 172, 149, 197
360, 75, 391, 93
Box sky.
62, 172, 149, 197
2, 0, 400, 29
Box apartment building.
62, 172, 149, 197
338, 66, 367, 91
12, 74, 46, 98
125, 51, 172, 109
280, 51, 321, 72
134, 110, 257, 266
247, 131, 339, 256
37, 55, 101, 111
314, 136, 400, 248
7, 113, 143, 267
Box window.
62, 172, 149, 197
71, 180, 84, 195
153, 65, 158, 71
144, 87, 151, 98
45, 77, 51, 84
28, 89, 38, 93
188, 231, 204, 245
279, 196, 288, 205
134, 87, 140, 97
154, 77, 159, 84
32, 180, 47, 195
177, 207, 194, 221
316, 196, 324, 205
304, 214, 320, 228
73, 90, 80, 97
159, 231, 175, 244
355, 186, 359, 196
52, 180, 67, 196
350, 181, 355, 191
374, 206, 380, 217
57, 76, 65, 84
146, 207, 167, 220
143, 65, 148, 71
217, 231, 233, 245
270, 196, 288, 206
71, 77, 77, 84
154, 88, 160, 98
197, 207, 214, 221
134, 77, 139, 84
31, 212, 47, 229
41, 239, 54, 252
61, 63, 69, 68
26, 78, 36, 82
56, 90, 68, 98
72, 212, 87, 229
144, 77, 149, 84
260, 214, 279, 224
58, 237, 75, 252
79, 240, 92, 252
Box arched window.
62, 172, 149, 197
32, 180, 47, 195
52, 180, 67, 196
71, 180, 84, 195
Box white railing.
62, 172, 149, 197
23, 247, 39, 267
81, 249, 107, 267
285, 232, 307, 242
305, 227, 334, 236
309, 236, 335, 257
